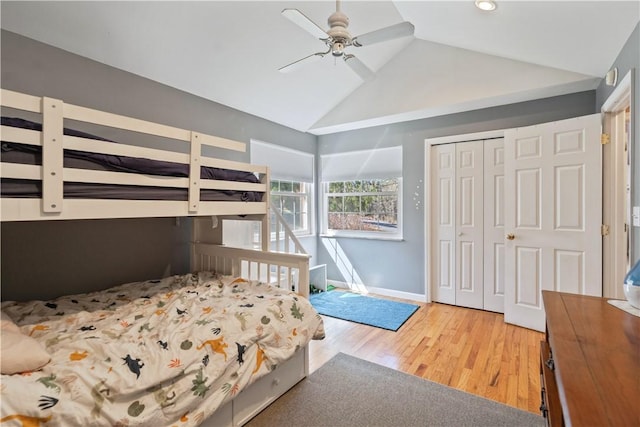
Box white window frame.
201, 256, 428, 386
320, 146, 403, 240
321, 178, 403, 240
270, 179, 314, 237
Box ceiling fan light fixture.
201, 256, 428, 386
332, 42, 345, 57
475, 0, 496, 11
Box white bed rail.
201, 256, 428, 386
192, 243, 310, 298
0, 89, 270, 221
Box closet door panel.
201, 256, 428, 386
431, 144, 456, 304
455, 141, 483, 309
483, 138, 505, 313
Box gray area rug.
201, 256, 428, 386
246, 352, 544, 427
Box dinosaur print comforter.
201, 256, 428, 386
0, 272, 325, 426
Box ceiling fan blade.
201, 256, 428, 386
279, 51, 327, 73
344, 55, 374, 81
282, 8, 329, 41
352, 21, 415, 47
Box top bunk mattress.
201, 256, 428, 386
1, 117, 264, 203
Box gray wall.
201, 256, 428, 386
1, 30, 316, 301
318, 91, 597, 296
596, 22, 640, 264
1, 218, 189, 301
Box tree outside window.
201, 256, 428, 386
325, 178, 400, 237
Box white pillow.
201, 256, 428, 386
1, 311, 51, 374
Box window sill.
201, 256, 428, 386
319, 233, 404, 242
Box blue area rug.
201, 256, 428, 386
309, 291, 419, 331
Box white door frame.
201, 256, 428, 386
424, 129, 504, 303
601, 69, 635, 298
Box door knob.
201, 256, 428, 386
506, 233, 515, 240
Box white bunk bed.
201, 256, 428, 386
0, 89, 324, 426
0, 89, 269, 232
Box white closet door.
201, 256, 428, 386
504, 114, 602, 332
483, 138, 505, 313
455, 141, 484, 309
431, 144, 456, 305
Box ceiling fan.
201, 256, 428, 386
279, 0, 414, 80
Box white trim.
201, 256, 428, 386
425, 129, 505, 146
319, 233, 403, 242
326, 280, 427, 303
424, 142, 432, 303
601, 70, 633, 113
601, 69, 635, 298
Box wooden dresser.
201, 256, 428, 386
540, 291, 640, 426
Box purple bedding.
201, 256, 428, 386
1, 117, 263, 202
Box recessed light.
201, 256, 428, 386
475, 0, 497, 11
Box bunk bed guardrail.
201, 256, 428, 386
192, 243, 310, 298
0, 89, 270, 221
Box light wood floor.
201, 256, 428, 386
308, 296, 544, 415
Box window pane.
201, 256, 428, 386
360, 195, 376, 213
381, 179, 398, 192
294, 202, 300, 230
344, 196, 359, 213
379, 195, 398, 215
280, 181, 293, 192
270, 180, 312, 236
344, 181, 362, 193
328, 213, 347, 230
328, 196, 343, 213
283, 196, 295, 213
362, 214, 379, 231
346, 214, 361, 230
329, 182, 344, 193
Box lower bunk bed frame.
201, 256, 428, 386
192, 242, 312, 427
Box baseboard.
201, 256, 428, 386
326, 280, 427, 303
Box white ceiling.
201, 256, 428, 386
1, 1, 638, 135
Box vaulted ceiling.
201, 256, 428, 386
1, 1, 638, 135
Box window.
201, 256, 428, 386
271, 179, 312, 236
326, 178, 400, 234
321, 147, 402, 239
251, 140, 314, 237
